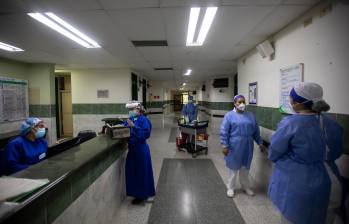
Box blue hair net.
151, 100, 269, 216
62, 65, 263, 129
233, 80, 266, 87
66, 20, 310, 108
20, 117, 42, 136
233, 95, 245, 103
188, 95, 193, 100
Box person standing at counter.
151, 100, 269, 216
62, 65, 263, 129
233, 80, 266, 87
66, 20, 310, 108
220, 95, 266, 198
124, 101, 155, 205
2, 117, 48, 175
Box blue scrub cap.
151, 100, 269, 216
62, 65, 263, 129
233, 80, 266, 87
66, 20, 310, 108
188, 95, 193, 100
233, 95, 245, 103
20, 117, 42, 136
290, 88, 312, 107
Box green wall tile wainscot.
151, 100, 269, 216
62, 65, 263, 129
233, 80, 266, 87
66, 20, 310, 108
72, 104, 128, 114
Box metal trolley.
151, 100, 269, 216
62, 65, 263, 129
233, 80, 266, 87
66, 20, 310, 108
177, 119, 209, 158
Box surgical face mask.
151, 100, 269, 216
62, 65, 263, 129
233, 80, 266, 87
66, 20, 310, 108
35, 128, 46, 139
236, 103, 246, 111
129, 110, 138, 118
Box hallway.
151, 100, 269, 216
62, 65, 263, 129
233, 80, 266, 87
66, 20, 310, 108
113, 114, 280, 224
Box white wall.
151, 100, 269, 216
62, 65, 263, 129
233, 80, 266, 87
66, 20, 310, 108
200, 75, 235, 103
238, 2, 349, 114
68, 68, 131, 104
148, 80, 165, 102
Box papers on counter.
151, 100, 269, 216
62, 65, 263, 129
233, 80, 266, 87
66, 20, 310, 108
0, 177, 49, 203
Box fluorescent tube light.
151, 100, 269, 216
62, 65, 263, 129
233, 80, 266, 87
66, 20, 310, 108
183, 83, 186, 86
186, 8, 200, 46
184, 69, 192, 76
28, 13, 100, 48
196, 7, 217, 45
45, 13, 100, 48
0, 41, 24, 52
186, 7, 217, 46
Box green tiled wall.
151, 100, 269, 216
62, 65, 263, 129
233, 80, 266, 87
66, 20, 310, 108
72, 104, 128, 114
29, 104, 56, 117
4, 143, 127, 224
247, 105, 349, 155
146, 100, 173, 109
198, 101, 233, 111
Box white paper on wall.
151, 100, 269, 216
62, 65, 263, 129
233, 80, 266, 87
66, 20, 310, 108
0, 76, 29, 122
279, 64, 304, 114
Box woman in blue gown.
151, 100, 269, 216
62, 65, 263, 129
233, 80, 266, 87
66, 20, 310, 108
220, 95, 266, 198
2, 117, 48, 175
124, 101, 155, 205
268, 82, 343, 224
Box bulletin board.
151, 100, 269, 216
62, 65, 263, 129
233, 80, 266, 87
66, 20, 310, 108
279, 64, 304, 114
0, 76, 29, 122
248, 82, 258, 105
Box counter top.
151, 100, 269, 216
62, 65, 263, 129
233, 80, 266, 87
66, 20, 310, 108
0, 135, 127, 223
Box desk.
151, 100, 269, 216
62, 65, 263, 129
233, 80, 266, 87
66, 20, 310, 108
0, 135, 127, 224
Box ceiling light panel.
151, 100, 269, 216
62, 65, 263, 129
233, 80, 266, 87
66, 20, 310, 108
0, 41, 24, 52
186, 7, 218, 46
28, 12, 101, 48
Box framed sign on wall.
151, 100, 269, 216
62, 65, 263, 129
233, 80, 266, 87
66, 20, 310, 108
248, 82, 258, 105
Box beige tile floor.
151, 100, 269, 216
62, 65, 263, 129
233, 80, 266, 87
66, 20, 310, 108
112, 114, 281, 224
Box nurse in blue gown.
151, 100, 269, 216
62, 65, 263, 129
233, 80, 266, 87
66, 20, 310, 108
268, 82, 343, 224
124, 101, 155, 205
220, 95, 266, 198
2, 117, 48, 175
181, 95, 197, 123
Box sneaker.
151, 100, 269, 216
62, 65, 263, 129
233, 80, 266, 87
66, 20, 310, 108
227, 189, 235, 198
243, 188, 255, 196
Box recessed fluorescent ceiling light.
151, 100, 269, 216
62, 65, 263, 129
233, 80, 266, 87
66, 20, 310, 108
183, 83, 186, 86
28, 12, 100, 48
184, 69, 192, 76
186, 7, 217, 46
0, 41, 24, 52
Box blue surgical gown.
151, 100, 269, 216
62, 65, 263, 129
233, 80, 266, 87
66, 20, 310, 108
268, 114, 343, 224
3, 136, 48, 175
181, 103, 197, 122
124, 115, 155, 199
220, 110, 262, 170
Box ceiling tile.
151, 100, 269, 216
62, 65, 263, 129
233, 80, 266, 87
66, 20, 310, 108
282, 0, 320, 5
108, 8, 166, 40
160, 0, 220, 8
137, 47, 171, 61
100, 0, 159, 10
221, 0, 283, 6
22, 0, 102, 12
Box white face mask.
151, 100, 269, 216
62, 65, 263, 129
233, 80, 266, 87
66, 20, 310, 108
237, 103, 246, 111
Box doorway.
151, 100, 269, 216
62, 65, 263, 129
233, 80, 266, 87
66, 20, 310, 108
55, 74, 73, 138
131, 73, 138, 101
142, 79, 147, 108
173, 94, 182, 112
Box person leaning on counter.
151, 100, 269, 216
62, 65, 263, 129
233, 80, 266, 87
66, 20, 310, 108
2, 117, 48, 175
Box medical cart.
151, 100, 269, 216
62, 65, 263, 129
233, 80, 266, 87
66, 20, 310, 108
177, 119, 209, 158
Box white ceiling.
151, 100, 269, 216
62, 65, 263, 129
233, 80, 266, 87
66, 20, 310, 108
0, 0, 320, 86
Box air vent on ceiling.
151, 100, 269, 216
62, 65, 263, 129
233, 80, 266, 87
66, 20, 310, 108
154, 67, 173, 71
131, 40, 168, 47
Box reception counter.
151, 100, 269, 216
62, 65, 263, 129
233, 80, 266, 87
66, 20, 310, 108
0, 135, 128, 224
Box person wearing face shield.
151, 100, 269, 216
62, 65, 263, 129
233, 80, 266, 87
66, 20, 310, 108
123, 101, 155, 205
181, 95, 197, 123
268, 82, 343, 224
220, 95, 266, 198
2, 117, 48, 175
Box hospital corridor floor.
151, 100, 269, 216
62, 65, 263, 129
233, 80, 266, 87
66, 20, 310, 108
112, 115, 281, 224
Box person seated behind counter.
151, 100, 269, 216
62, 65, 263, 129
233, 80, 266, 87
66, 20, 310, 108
2, 117, 48, 175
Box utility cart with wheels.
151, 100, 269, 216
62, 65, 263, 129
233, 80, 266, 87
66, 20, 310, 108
176, 119, 209, 158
